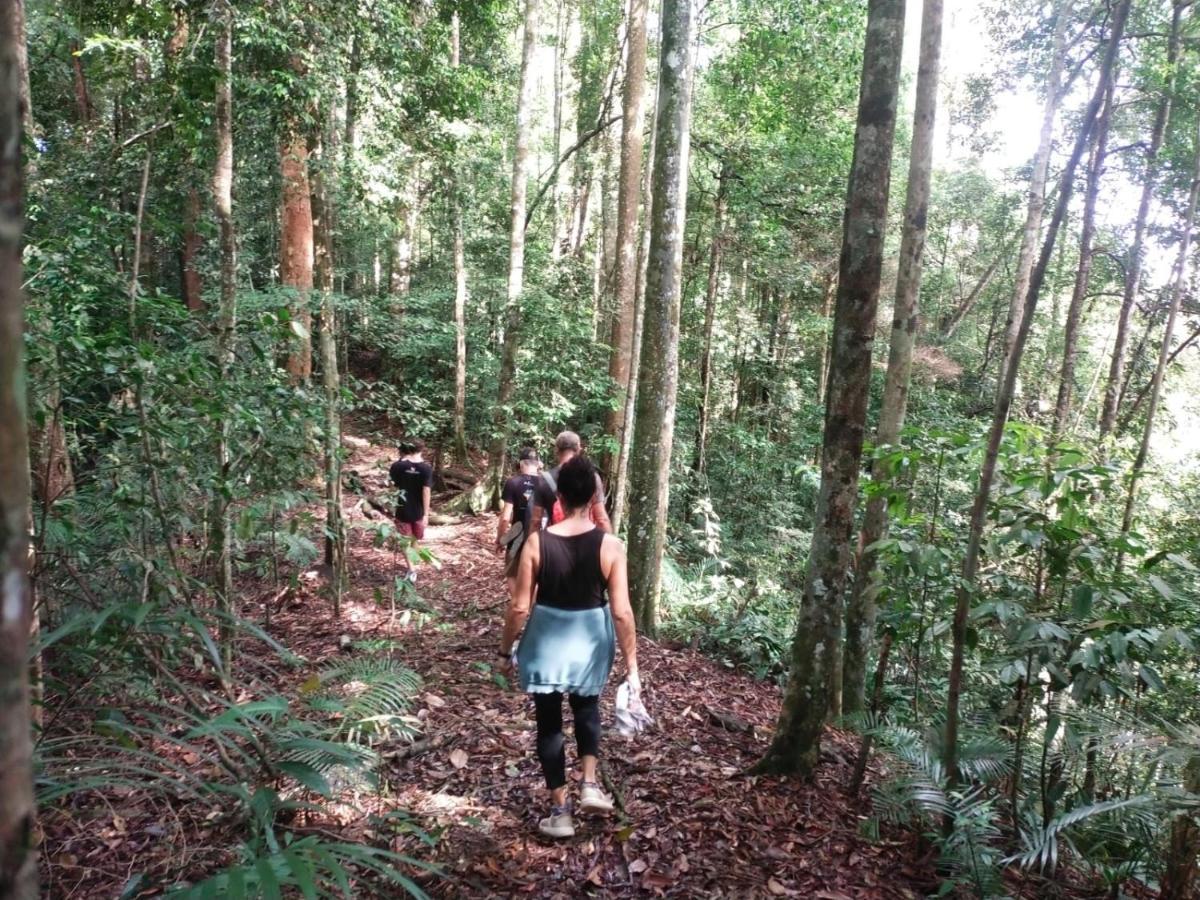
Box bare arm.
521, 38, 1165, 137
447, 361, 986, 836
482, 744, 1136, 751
422, 485, 432, 523
602, 535, 637, 676
500, 531, 539, 655
529, 503, 546, 534
591, 475, 613, 534
497, 501, 514, 546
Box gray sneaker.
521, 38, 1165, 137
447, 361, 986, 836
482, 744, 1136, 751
578, 781, 614, 815
538, 804, 575, 839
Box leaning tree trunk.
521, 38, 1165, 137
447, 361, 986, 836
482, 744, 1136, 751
611, 89, 658, 535
842, 0, 942, 717
311, 127, 344, 604
1116, 118, 1200, 571
604, 0, 649, 479
691, 163, 730, 481
1098, 1, 1185, 441
450, 14, 469, 464
996, 0, 1068, 393
625, 0, 696, 632
755, 0, 905, 776
0, 2, 38, 891
486, 0, 540, 504
210, 0, 238, 668
281, 114, 314, 384
945, 0, 1128, 787
1053, 80, 1112, 440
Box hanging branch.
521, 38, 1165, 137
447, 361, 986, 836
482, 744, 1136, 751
524, 114, 622, 229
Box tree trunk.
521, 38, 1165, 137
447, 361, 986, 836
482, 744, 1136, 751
939, 251, 1001, 339
1116, 119, 1200, 570
1098, 1, 1185, 441
945, 0, 1127, 787
755, 0, 906, 776
1053, 80, 1112, 440
343, 29, 362, 158
70, 40, 92, 125
604, 0, 649, 478
280, 118, 313, 384
625, 0, 696, 632
486, 0, 540, 503
1162, 756, 1200, 900
0, 2, 37, 890
691, 163, 730, 480
995, 0, 1068, 393
210, 0, 237, 666
843, 0, 942, 716
611, 88, 658, 535
816, 272, 835, 405
450, 14, 469, 464
181, 186, 203, 310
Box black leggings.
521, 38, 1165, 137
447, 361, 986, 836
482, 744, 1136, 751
532, 692, 601, 790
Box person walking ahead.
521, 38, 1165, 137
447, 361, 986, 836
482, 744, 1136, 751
389, 439, 433, 580
497, 447, 540, 598
530, 431, 612, 534
498, 455, 639, 839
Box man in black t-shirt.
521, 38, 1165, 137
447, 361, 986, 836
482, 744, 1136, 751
389, 439, 434, 580
530, 431, 612, 535
497, 446, 540, 594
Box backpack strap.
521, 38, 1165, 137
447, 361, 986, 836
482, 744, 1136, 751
541, 469, 557, 495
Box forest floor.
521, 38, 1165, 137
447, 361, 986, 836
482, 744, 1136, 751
281, 434, 942, 898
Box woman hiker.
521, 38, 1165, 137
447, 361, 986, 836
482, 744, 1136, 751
497, 455, 640, 838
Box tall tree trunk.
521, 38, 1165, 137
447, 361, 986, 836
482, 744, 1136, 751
486, 0, 540, 503
450, 14, 469, 463
996, 0, 1068, 393
939, 251, 1001, 339
1116, 120, 1200, 570
944, 0, 1127, 787
755, 0, 906, 776
816, 272, 835, 406
625, 0, 696, 632
281, 117, 313, 384
1053, 81, 1111, 440
343, 29, 361, 159
0, 2, 37, 891
181, 186, 203, 310
1098, 1, 1185, 440
310, 127, 344, 603
691, 163, 730, 479
210, 0, 237, 667
70, 40, 92, 125
842, 0, 942, 716
1163, 756, 1200, 900
611, 90, 657, 535
604, 0, 649, 478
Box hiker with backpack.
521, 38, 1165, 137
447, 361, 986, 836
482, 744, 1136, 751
530, 431, 612, 535
496, 446, 540, 597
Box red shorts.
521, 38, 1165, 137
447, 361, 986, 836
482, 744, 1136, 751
397, 520, 426, 540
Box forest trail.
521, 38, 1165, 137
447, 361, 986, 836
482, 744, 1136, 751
296, 433, 937, 899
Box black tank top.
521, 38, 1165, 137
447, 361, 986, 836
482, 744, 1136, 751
536, 528, 608, 610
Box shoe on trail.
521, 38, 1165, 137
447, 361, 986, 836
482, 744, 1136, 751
578, 782, 614, 815
538, 804, 575, 839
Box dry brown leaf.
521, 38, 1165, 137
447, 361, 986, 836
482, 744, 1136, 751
628, 859, 648, 874
449, 749, 468, 769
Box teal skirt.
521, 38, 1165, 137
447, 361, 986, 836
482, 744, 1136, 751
517, 603, 615, 696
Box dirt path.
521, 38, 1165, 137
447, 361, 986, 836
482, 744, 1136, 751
309, 437, 936, 898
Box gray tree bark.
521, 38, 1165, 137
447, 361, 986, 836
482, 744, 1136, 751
755, 0, 906, 776
843, 0, 942, 717
486, 0, 541, 503
1098, 1, 1185, 440
450, 13, 469, 463
945, 0, 1128, 786
691, 163, 730, 480
625, 0, 696, 631
0, 0, 37, 890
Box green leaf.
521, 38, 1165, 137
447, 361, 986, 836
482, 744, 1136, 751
278, 761, 332, 797
1139, 665, 1164, 692
1071, 585, 1095, 619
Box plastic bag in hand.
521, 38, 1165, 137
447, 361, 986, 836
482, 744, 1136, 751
614, 679, 653, 738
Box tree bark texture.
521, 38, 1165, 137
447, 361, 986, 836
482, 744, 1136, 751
182, 186, 203, 310
1053, 81, 1111, 440
0, 1, 38, 890
604, 0, 649, 476
280, 121, 313, 384
843, 0, 942, 716
1116, 118, 1200, 570
944, 0, 1128, 787
756, 0, 906, 776
210, 0, 237, 626
1162, 756, 1200, 900
691, 163, 730, 480
450, 14, 469, 463
1098, 1, 1185, 441
996, 0, 1068, 394
486, 0, 540, 503
625, 0, 696, 631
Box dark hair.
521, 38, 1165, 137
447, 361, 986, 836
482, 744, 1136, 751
399, 438, 425, 454
556, 455, 597, 511
518, 446, 539, 463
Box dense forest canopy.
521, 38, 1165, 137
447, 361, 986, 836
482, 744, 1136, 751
0, 0, 1199, 896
